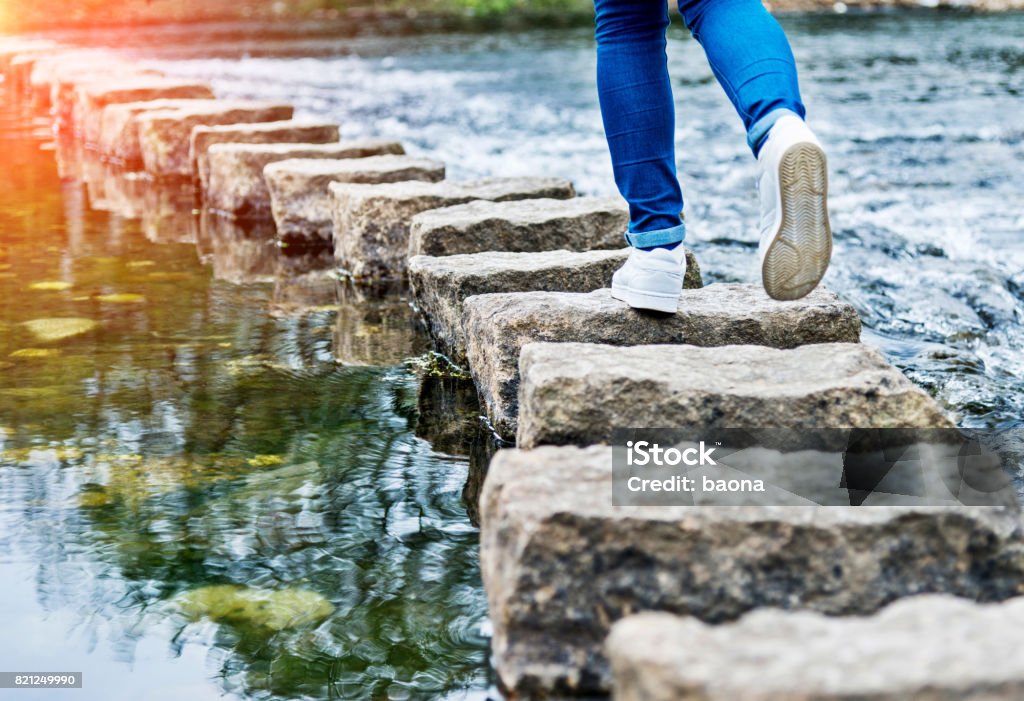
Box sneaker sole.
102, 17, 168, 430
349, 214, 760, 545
761, 141, 832, 301
610, 283, 679, 313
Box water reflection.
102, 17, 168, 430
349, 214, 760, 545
0, 83, 493, 701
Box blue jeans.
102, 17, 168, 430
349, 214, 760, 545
595, 0, 806, 248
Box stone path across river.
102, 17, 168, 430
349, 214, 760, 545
3, 37, 1020, 701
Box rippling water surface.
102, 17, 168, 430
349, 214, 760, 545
1, 11, 1022, 701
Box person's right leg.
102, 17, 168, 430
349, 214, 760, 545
595, 0, 689, 313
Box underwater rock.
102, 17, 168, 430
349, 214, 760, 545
20, 317, 98, 342
175, 584, 334, 632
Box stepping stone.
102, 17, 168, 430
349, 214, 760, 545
480, 444, 1024, 696
607, 596, 1024, 701
330, 177, 577, 281
99, 99, 220, 168
205, 140, 404, 219
50, 70, 160, 135
137, 100, 295, 177
76, 77, 216, 144
516, 341, 952, 448
407, 196, 628, 258
266, 156, 446, 246
462, 285, 862, 439
190, 120, 340, 189
408, 248, 703, 365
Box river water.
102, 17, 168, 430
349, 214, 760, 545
1, 11, 1022, 701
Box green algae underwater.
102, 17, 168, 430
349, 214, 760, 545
0, 90, 492, 701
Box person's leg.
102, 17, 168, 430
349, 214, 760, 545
677, 0, 805, 155
594, 0, 685, 250
680, 0, 831, 301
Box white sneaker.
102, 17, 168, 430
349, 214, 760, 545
610, 245, 687, 313
757, 114, 832, 301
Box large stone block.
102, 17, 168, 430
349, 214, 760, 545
50, 70, 156, 135
409, 248, 702, 365
204, 140, 404, 219
462, 285, 862, 439
76, 77, 215, 144
517, 341, 953, 448
331, 177, 576, 281
608, 597, 1024, 701
99, 99, 219, 167
190, 120, 340, 190
137, 101, 294, 177
407, 196, 628, 258
481, 444, 1024, 696
266, 156, 446, 245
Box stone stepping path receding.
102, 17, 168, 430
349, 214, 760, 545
265, 156, 447, 246
329, 177, 576, 281
462, 284, 861, 439
607, 596, 1024, 701
76, 77, 216, 144
407, 196, 628, 258
408, 247, 703, 365
205, 140, 405, 219
99, 99, 221, 167
517, 340, 953, 448
190, 120, 341, 189
480, 444, 1024, 696
136, 100, 295, 177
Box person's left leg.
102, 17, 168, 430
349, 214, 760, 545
680, 0, 832, 301
677, 0, 805, 155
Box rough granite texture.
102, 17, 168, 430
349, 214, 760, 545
76, 77, 216, 144
99, 98, 221, 167
137, 101, 295, 177
190, 120, 340, 190
608, 597, 1024, 701
408, 248, 702, 364
204, 140, 405, 219
462, 285, 862, 439
407, 196, 628, 258
330, 177, 577, 281
517, 341, 954, 447
265, 155, 446, 244
480, 444, 1024, 697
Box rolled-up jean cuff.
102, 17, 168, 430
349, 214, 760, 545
624, 222, 686, 248
748, 108, 801, 155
